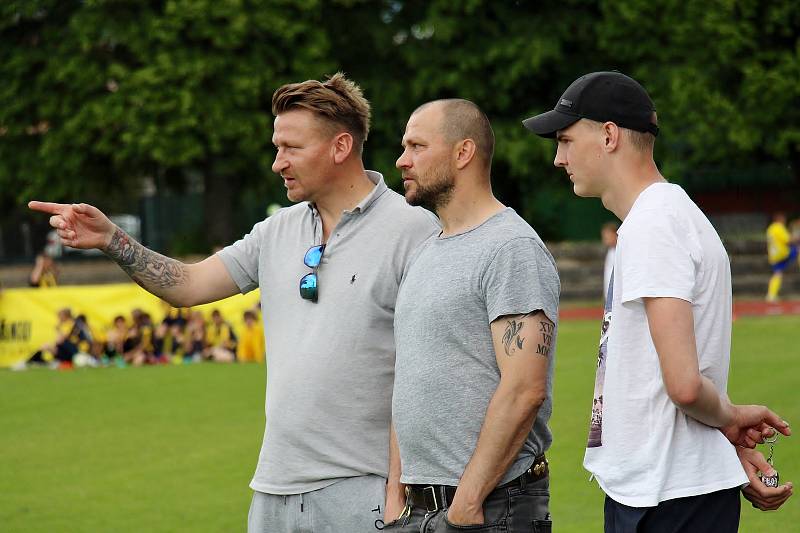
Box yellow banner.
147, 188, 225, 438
0, 284, 260, 368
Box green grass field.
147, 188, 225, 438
1, 316, 798, 532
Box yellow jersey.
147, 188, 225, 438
237, 323, 265, 363
767, 222, 791, 264
207, 322, 236, 350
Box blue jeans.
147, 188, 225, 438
383, 477, 551, 533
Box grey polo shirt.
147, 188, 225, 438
217, 171, 439, 494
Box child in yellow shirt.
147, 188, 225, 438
237, 310, 265, 363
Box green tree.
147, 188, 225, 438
325, 0, 610, 240
3, 1, 797, 251
1, 0, 331, 251
326, 0, 799, 238
598, 0, 800, 184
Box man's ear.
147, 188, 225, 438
332, 132, 354, 164
602, 122, 620, 152
454, 138, 477, 170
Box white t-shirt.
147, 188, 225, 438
583, 182, 747, 507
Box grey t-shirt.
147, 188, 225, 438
218, 171, 439, 494
393, 208, 560, 486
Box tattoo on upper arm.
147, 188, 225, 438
502, 318, 526, 356
536, 320, 555, 357
502, 313, 555, 358
105, 228, 188, 289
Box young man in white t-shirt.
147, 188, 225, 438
523, 71, 793, 531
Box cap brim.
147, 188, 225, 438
522, 109, 580, 138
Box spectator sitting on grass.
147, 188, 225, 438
152, 322, 171, 365
51, 308, 84, 368
165, 323, 188, 363
237, 310, 265, 363
104, 315, 128, 364
139, 313, 161, 365
123, 310, 155, 366
184, 310, 206, 362
161, 300, 191, 328
25, 308, 84, 369
72, 314, 101, 368
205, 309, 237, 363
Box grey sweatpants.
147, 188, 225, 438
247, 475, 387, 533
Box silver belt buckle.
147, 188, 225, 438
422, 486, 439, 512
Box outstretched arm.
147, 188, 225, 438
29, 201, 239, 307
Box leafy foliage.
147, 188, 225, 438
1, 0, 797, 251
598, 0, 800, 178
1, 0, 330, 247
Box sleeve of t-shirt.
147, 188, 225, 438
619, 208, 696, 304
482, 237, 560, 325
216, 218, 270, 294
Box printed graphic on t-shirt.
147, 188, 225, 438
588, 271, 613, 448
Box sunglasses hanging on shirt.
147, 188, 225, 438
299, 244, 325, 302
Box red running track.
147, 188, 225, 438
559, 300, 800, 321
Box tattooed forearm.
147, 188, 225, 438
502, 319, 526, 356
104, 227, 189, 290
536, 320, 555, 357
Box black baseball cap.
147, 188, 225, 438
523, 71, 658, 138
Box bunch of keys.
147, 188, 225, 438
758, 433, 780, 488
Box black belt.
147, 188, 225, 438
406, 455, 548, 513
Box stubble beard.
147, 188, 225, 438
405, 164, 456, 213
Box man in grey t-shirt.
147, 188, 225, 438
31, 74, 438, 533
384, 100, 559, 532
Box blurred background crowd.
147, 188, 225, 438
0, 1, 798, 370
15, 301, 265, 370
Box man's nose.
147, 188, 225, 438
272, 150, 288, 174
554, 146, 567, 168
396, 149, 411, 169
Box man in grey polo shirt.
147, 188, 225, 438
30, 73, 438, 532
383, 99, 559, 532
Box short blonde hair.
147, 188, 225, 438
271, 72, 371, 154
